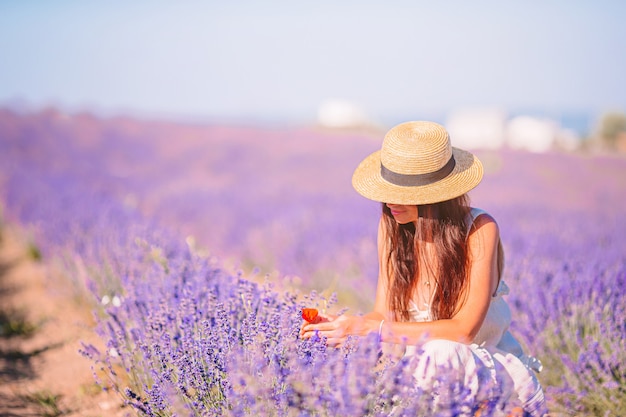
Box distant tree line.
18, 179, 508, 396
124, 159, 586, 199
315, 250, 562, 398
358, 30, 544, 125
592, 111, 626, 152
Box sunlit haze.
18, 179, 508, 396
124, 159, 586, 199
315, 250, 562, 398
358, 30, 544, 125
1, 1, 625, 128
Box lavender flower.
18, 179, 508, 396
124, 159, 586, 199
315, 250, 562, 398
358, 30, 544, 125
2, 109, 625, 415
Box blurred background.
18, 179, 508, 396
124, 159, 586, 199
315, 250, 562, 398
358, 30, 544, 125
1, 0, 626, 151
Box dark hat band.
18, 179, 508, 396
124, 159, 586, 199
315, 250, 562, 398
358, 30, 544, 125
380, 156, 456, 187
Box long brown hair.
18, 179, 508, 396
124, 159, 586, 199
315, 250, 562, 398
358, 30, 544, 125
382, 195, 472, 321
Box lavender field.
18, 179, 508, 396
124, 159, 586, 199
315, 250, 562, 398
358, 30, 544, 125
1, 108, 625, 416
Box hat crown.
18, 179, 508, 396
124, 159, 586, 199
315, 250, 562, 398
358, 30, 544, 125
380, 121, 452, 175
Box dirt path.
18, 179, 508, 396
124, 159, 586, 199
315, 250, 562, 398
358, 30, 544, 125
0, 225, 129, 417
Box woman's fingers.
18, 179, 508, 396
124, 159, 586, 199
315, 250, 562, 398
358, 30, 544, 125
300, 330, 348, 349
301, 320, 347, 344
308, 321, 333, 331
299, 320, 309, 337
301, 321, 332, 338
300, 316, 331, 335
299, 314, 356, 349
299, 312, 336, 336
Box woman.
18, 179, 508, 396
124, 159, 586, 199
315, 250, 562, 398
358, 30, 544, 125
300, 121, 546, 416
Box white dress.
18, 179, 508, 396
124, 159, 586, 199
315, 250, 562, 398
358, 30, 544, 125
402, 208, 547, 416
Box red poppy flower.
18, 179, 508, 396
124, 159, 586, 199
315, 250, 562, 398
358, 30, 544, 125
301, 308, 319, 323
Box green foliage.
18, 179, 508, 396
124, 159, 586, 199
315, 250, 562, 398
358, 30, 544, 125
539, 300, 625, 416
27, 242, 42, 261
597, 111, 626, 147
0, 308, 37, 338
21, 391, 64, 417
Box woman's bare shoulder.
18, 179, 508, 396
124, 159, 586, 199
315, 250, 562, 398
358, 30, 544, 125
468, 211, 499, 241
472, 211, 498, 228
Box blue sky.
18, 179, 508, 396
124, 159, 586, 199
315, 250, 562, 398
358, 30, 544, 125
1, 0, 625, 125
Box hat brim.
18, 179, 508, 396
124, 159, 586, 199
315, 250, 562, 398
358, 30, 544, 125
351, 147, 483, 205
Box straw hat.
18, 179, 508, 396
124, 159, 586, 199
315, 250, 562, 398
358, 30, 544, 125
351, 121, 483, 205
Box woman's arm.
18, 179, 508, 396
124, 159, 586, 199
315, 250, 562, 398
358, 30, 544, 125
301, 214, 500, 347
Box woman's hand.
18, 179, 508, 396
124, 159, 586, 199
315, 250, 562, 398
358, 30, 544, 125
299, 312, 334, 338
300, 314, 374, 348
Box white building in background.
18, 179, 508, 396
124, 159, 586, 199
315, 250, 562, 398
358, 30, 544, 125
446, 108, 582, 152
317, 99, 370, 129
445, 108, 507, 150
505, 116, 557, 153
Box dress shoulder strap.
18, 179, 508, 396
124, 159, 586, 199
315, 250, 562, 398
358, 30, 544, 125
466, 207, 489, 236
